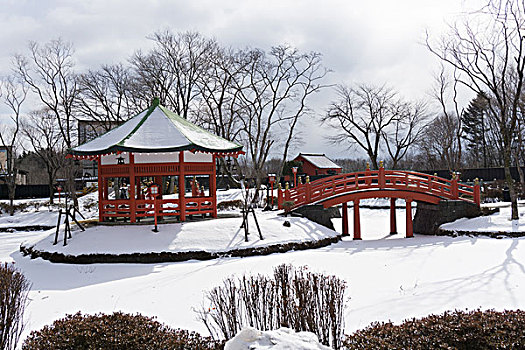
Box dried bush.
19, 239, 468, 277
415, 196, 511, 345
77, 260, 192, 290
343, 309, 525, 349
0, 263, 31, 350
22, 312, 223, 350
197, 264, 347, 349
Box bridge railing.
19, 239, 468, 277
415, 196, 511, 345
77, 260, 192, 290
278, 165, 481, 210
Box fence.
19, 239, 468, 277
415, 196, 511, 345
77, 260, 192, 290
0, 185, 50, 199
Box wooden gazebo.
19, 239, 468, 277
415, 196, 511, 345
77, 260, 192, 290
68, 98, 243, 223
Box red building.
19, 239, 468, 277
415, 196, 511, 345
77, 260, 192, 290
293, 153, 342, 176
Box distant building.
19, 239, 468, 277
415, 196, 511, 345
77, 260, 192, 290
0, 147, 28, 185
293, 153, 342, 176
77, 119, 125, 177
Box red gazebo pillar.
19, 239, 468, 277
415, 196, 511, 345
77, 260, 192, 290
178, 151, 186, 221
129, 153, 136, 223
211, 155, 217, 218
97, 157, 103, 222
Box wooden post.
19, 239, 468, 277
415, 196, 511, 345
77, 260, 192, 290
353, 199, 361, 240
451, 173, 459, 199
406, 198, 413, 238
365, 162, 371, 185
211, 155, 217, 218
474, 178, 481, 206
284, 182, 290, 201
342, 202, 349, 236
305, 176, 311, 203
179, 151, 186, 221
378, 161, 385, 188
153, 195, 159, 232
97, 157, 103, 222
129, 153, 136, 223
278, 183, 283, 209
390, 198, 397, 235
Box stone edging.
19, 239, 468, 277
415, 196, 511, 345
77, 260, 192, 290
437, 228, 525, 238
0, 225, 54, 232
19, 235, 341, 264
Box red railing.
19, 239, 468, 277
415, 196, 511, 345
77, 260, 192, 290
277, 167, 481, 211
100, 196, 214, 221
99, 162, 214, 176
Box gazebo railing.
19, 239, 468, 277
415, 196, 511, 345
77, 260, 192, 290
100, 195, 214, 222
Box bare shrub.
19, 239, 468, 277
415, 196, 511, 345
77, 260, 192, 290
0, 263, 31, 350
197, 264, 347, 349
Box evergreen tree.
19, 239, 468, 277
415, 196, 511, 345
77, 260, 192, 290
462, 92, 491, 167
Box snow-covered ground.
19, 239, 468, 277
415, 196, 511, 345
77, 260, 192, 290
28, 210, 337, 255
2, 191, 525, 347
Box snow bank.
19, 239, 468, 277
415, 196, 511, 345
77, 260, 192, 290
224, 327, 331, 350
441, 206, 525, 233
26, 209, 338, 256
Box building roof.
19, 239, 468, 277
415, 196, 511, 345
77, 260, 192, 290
70, 99, 243, 156
296, 153, 341, 169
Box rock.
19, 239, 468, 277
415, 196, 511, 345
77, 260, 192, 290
283, 221, 291, 227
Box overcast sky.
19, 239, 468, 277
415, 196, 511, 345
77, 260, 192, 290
0, 0, 482, 159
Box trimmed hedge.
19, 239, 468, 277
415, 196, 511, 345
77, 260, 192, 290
344, 309, 525, 349
22, 312, 222, 350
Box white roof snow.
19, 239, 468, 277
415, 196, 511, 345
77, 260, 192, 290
71, 100, 243, 155
298, 154, 341, 169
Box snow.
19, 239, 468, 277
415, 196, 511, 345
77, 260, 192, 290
2, 193, 525, 347
28, 210, 337, 255
298, 154, 341, 169
225, 327, 330, 350
72, 105, 241, 154
442, 205, 525, 233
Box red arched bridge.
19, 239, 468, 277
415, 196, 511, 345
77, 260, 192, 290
277, 165, 481, 239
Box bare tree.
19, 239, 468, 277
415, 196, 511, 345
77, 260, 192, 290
14, 38, 80, 205
324, 84, 411, 169
423, 67, 465, 171
418, 113, 463, 171
131, 30, 217, 118
22, 108, 66, 203
426, 0, 525, 220
382, 101, 428, 169
76, 63, 139, 132
0, 76, 27, 215
234, 46, 327, 190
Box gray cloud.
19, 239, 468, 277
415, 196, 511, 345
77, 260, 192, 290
0, 0, 480, 158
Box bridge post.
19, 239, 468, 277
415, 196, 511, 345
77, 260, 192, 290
353, 199, 362, 240
305, 176, 311, 202
474, 178, 481, 206
284, 182, 290, 202
379, 161, 385, 188
451, 173, 459, 199
342, 202, 349, 236
406, 198, 413, 238
390, 198, 397, 235
277, 183, 283, 209
365, 162, 371, 185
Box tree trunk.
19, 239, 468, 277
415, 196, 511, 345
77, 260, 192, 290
7, 182, 15, 216
504, 147, 519, 220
